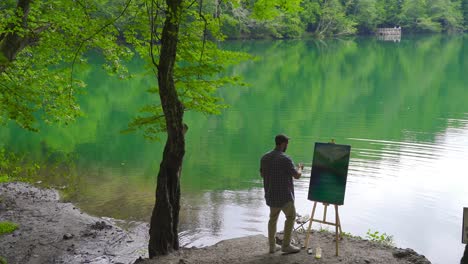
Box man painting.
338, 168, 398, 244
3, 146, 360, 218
260, 134, 303, 254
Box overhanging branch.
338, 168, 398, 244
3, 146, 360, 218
69, 0, 133, 101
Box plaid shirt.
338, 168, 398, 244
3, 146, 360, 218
260, 148, 298, 208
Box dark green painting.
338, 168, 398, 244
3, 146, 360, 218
308, 143, 351, 205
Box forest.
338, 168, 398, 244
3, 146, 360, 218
217, 0, 468, 38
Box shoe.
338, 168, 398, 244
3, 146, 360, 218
269, 244, 281, 253
282, 244, 300, 254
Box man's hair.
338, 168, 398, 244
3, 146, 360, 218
275, 134, 289, 145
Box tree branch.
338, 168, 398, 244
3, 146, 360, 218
198, 0, 208, 76
148, 0, 160, 72
69, 0, 133, 101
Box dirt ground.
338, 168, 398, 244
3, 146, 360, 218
0, 182, 149, 264
0, 182, 431, 264
138, 232, 431, 264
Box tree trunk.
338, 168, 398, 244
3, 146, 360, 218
148, 0, 185, 258
0, 0, 33, 73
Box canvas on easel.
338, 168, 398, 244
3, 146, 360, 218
308, 142, 351, 205
303, 142, 351, 256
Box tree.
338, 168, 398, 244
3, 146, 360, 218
350, 0, 385, 33
400, 0, 432, 31
300, 0, 321, 32
124, 0, 301, 256
464, 0, 468, 29
314, 0, 357, 37
378, 0, 403, 27
426, 0, 464, 32
0, 0, 132, 131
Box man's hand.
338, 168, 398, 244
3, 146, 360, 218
298, 163, 304, 170
294, 163, 304, 179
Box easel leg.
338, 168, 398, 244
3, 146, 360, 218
304, 202, 317, 249
334, 205, 339, 256
336, 208, 343, 237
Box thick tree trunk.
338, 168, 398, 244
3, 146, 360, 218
0, 0, 33, 73
148, 0, 185, 258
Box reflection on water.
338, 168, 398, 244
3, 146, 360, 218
1, 34, 467, 264
179, 124, 468, 263
178, 190, 266, 247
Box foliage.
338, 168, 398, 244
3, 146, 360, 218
366, 229, 394, 246
0, 221, 18, 236
464, 0, 468, 29
0, 0, 133, 131
0, 175, 8, 183
0, 147, 39, 182
121, 0, 305, 141
315, 0, 358, 37
216, 0, 466, 37
118, 1, 252, 140
349, 0, 385, 33
399, 0, 464, 32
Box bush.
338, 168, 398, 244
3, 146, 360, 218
366, 229, 394, 246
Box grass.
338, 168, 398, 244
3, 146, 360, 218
0, 221, 18, 236
0, 221, 18, 263
341, 231, 362, 239
315, 227, 393, 247
0, 175, 9, 184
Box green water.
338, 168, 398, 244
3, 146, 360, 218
1, 34, 467, 263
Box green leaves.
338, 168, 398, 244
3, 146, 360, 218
366, 229, 394, 246
0, 0, 135, 131
252, 0, 302, 20
121, 0, 252, 140
400, 0, 464, 32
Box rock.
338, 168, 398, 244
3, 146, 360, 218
91, 221, 112, 230
63, 233, 74, 240
133, 256, 145, 263
393, 248, 415, 258
392, 248, 431, 264
81, 231, 97, 238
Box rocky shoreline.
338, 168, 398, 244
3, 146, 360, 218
0, 182, 432, 264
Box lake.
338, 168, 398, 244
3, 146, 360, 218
1, 34, 467, 264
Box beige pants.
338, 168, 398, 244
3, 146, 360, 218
268, 201, 296, 248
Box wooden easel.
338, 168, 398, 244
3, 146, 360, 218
303, 201, 343, 256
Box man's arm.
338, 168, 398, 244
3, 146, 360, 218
286, 156, 302, 179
